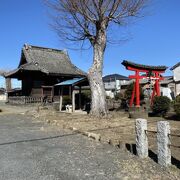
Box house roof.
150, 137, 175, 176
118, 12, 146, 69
5, 44, 86, 78
55, 77, 89, 87
122, 60, 167, 71
103, 74, 129, 82
170, 62, 180, 70
160, 76, 174, 85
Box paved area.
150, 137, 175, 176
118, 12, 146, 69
0, 113, 131, 180
0, 109, 179, 180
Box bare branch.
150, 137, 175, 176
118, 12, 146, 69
46, 0, 148, 47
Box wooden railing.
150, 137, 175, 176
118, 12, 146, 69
8, 96, 42, 105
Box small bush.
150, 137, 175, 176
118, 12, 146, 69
0, 109, 2, 112
152, 96, 171, 116
106, 96, 111, 99
174, 95, 180, 117
62, 95, 71, 106
114, 92, 124, 100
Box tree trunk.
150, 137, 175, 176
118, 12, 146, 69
88, 68, 108, 117
88, 24, 108, 118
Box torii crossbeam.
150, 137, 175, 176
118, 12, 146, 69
122, 60, 167, 107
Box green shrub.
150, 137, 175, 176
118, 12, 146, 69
152, 96, 171, 116
74, 90, 91, 109
106, 96, 111, 99
81, 90, 91, 103
62, 95, 71, 106
114, 92, 124, 100
174, 95, 180, 117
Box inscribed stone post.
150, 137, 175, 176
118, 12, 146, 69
135, 118, 148, 158
157, 121, 171, 167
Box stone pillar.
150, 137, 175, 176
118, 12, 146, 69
79, 86, 82, 110
135, 118, 148, 158
157, 121, 171, 167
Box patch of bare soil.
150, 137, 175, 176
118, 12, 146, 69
27, 107, 180, 173
119, 157, 180, 180
30, 109, 136, 144
0, 103, 35, 115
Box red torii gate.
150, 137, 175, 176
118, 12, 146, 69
122, 60, 167, 107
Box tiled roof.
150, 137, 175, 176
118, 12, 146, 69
5, 44, 86, 77
122, 60, 167, 71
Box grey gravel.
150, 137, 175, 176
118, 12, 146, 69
0, 113, 179, 180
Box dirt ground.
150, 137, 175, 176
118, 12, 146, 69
1, 102, 180, 176
23, 106, 180, 169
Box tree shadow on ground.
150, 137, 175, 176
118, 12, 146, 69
125, 143, 180, 169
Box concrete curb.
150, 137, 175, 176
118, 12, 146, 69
68, 126, 128, 151
45, 119, 128, 151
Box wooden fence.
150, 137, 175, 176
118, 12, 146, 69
8, 96, 42, 105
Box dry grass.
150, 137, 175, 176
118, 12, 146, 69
31, 108, 180, 166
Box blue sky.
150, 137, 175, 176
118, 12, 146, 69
0, 0, 180, 87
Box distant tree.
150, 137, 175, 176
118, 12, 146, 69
47, 0, 148, 118
174, 95, 180, 118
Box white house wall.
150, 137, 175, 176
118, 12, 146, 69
176, 83, 180, 95
173, 66, 180, 82
173, 66, 180, 96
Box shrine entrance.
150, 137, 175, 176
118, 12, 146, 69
122, 61, 167, 107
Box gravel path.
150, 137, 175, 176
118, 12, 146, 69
0, 111, 179, 179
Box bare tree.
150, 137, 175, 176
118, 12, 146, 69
0, 70, 6, 76
47, 0, 148, 117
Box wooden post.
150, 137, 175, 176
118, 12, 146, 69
155, 72, 160, 96
69, 86, 72, 98
5, 78, 12, 92
59, 87, 63, 112
72, 87, 75, 112
135, 70, 140, 107
51, 86, 54, 102
79, 86, 82, 110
